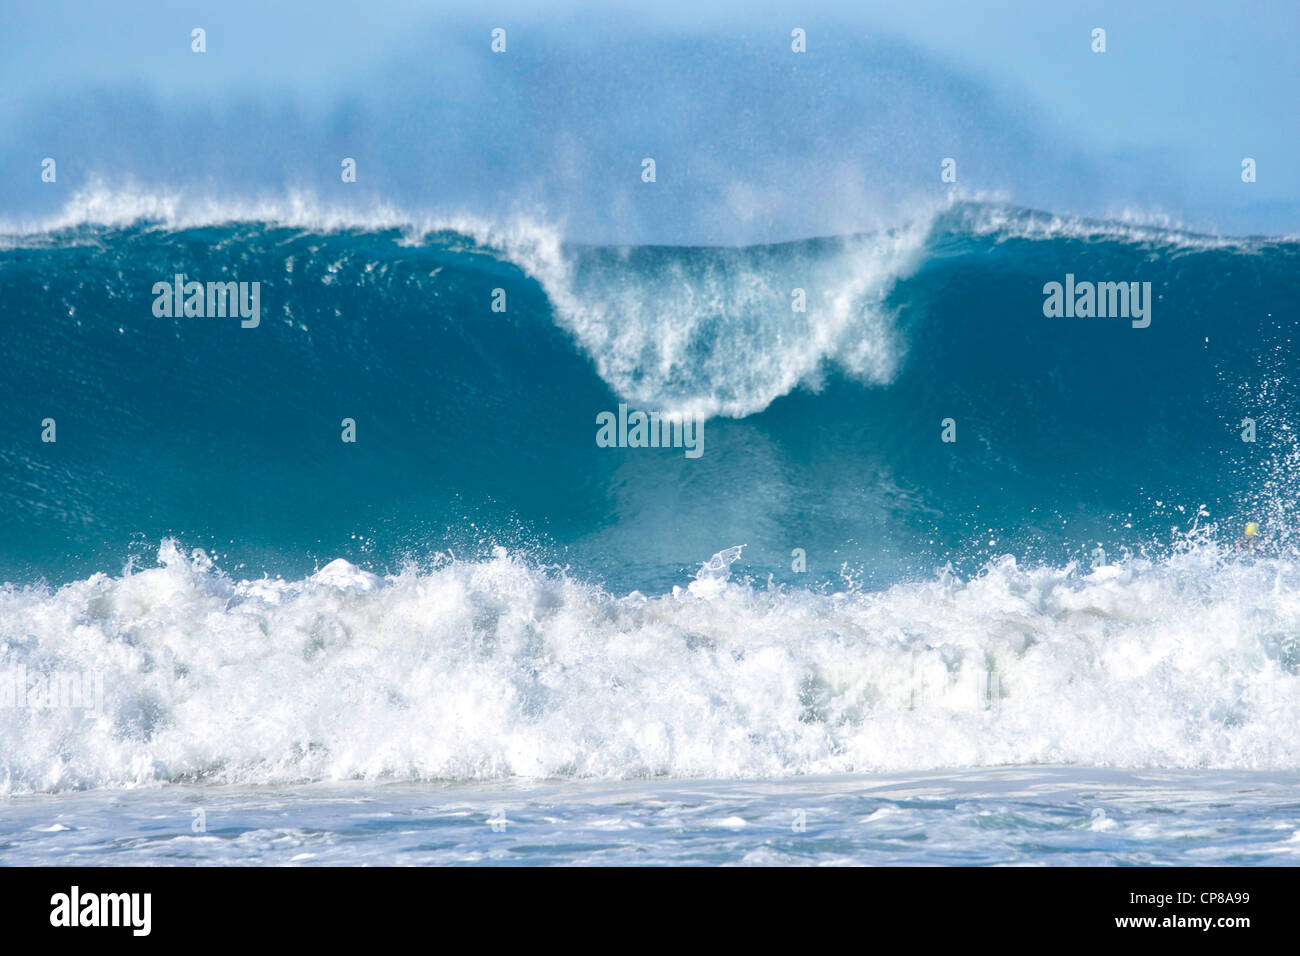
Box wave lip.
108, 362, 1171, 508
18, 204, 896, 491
3, 543, 1299, 794
940, 201, 1295, 250
6, 185, 1287, 247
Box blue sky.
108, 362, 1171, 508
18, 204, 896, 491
2, 0, 1296, 239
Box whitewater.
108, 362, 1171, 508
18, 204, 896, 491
4, 539, 1300, 864
5, 538, 1300, 795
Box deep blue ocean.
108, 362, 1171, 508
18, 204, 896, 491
4, 202, 1298, 590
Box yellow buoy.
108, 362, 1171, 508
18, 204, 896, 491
1245, 522, 1259, 537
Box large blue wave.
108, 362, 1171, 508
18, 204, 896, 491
1, 200, 1298, 592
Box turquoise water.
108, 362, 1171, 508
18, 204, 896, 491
3, 207, 1298, 592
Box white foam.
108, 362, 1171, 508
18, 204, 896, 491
509, 224, 934, 419
948, 201, 1288, 250
3, 541, 1299, 795
0, 181, 431, 239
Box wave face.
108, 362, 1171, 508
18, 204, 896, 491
1, 201, 1298, 588
2, 199, 1300, 790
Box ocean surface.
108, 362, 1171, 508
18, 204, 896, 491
4, 769, 1300, 866
2, 198, 1299, 864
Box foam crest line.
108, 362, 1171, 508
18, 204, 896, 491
3, 542, 1299, 794
4, 185, 1279, 249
